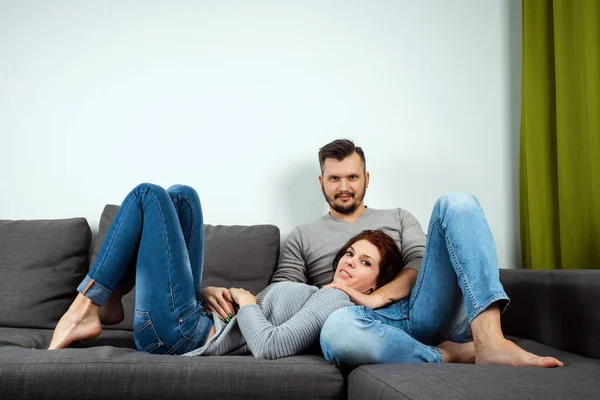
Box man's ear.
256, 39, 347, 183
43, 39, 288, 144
365, 171, 370, 188
318, 175, 323, 185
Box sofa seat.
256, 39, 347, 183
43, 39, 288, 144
0, 327, 345, 400
348, 337, 600, 400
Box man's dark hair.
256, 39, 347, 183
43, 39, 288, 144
318, 139, 366, 173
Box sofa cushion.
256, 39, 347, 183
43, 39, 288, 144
0, 347, 344, 400
90, 205, 280, 330
0, 327, 135, 350
0, 218, 91, 329
347, 338, 600, 400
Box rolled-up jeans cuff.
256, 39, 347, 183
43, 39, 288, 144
77, 275, 111, 306
468, 293, 511, 323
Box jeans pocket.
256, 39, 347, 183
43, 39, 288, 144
134, 310, 163, 353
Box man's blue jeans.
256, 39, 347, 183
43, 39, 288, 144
77, 183, 213, 354
320, 193, 510, 369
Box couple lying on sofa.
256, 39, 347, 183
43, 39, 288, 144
49, 139, 563, 369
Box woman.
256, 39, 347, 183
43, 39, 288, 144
48, 183, 407, 358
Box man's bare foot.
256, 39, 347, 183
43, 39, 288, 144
48, 294, 102, 350
471, 303, 564, 368
438, 341, 476, 363
475, 338, 564, 368
98, 290, 125, 326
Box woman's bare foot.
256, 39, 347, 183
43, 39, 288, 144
98, 288, 125, 326
475, 337, 564, 368
438, 341, 476, 363
48, 294, 102, 350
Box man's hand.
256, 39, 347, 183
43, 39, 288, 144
228, 288, 257, 308
202, 286, 236, 321
322, 283, 387, 309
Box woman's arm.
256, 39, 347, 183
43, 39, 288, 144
232, 285, 352, 360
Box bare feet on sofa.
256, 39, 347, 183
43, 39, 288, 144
471, 304, 564, 368
48, 294, 102, 350
438, 341, 475, 363
98, 287, 125, 326
475, 338, 564, 367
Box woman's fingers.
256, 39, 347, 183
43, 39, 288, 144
215, 293, 236, 319
205, 291, 233, 321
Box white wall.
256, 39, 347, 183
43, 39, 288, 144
0, 0, 522, 268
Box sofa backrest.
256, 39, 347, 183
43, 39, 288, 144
0, 218, 91, 329
90, 205, 280, 330
0, 207, 280, 332
500, 269, 600, 360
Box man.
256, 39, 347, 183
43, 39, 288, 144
204, 139, 563, 369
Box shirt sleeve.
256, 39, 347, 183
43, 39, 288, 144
270, 227, 308, 284
235, 288, 352, 359
399, 209, 426, 272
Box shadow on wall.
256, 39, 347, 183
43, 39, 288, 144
507, 0, 522, 268
278, 160, 325, 234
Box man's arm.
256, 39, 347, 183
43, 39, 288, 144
270, 228, 308, 284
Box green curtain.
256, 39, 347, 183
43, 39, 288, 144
520, 0, 600, 270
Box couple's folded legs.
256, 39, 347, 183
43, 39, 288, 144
321, 193, 563, 369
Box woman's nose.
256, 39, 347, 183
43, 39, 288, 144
346, 258, 356, 268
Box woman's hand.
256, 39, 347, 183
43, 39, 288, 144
228, 288, 257, 308
322, 283, 385, 309
202, 286, 236, 321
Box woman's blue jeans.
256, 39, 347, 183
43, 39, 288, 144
320, 193, 510, 369
77, 183, 213, 354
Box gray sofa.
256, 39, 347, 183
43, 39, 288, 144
1, 206, 599, 399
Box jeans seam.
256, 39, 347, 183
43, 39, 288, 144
143, 189, 186, 329
181, 194, 196, 254
166, 336, 188, 355
442, 219, 480, 317
408, 217, 440, 320
89, 195, 137, 285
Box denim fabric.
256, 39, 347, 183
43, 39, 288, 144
77, 183, 213, 355
320, 193, 510, 369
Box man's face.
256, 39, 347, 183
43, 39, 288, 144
319, 152, 369, 215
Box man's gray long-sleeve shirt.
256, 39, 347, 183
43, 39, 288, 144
271, 207, 426, 287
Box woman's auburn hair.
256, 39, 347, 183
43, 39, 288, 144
332, 229, 404, 288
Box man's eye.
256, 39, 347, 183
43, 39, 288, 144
330, 177, 338, 181
350, 175, 358, 180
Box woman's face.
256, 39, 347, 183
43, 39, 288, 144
332, 239, 381, 293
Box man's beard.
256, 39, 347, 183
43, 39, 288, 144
321, 184, 367, 215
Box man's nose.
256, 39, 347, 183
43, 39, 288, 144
339, 179, 349, 191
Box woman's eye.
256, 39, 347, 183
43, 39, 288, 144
346, 251, 353, 256
361, 260, 371, 267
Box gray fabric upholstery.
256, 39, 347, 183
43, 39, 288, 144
0, 346, 344, 400
90, 205, 280, 330
500, 269, 600, 359
0, 327, 135, 350
348, 338, 600, 400
0, 218, 91, 329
